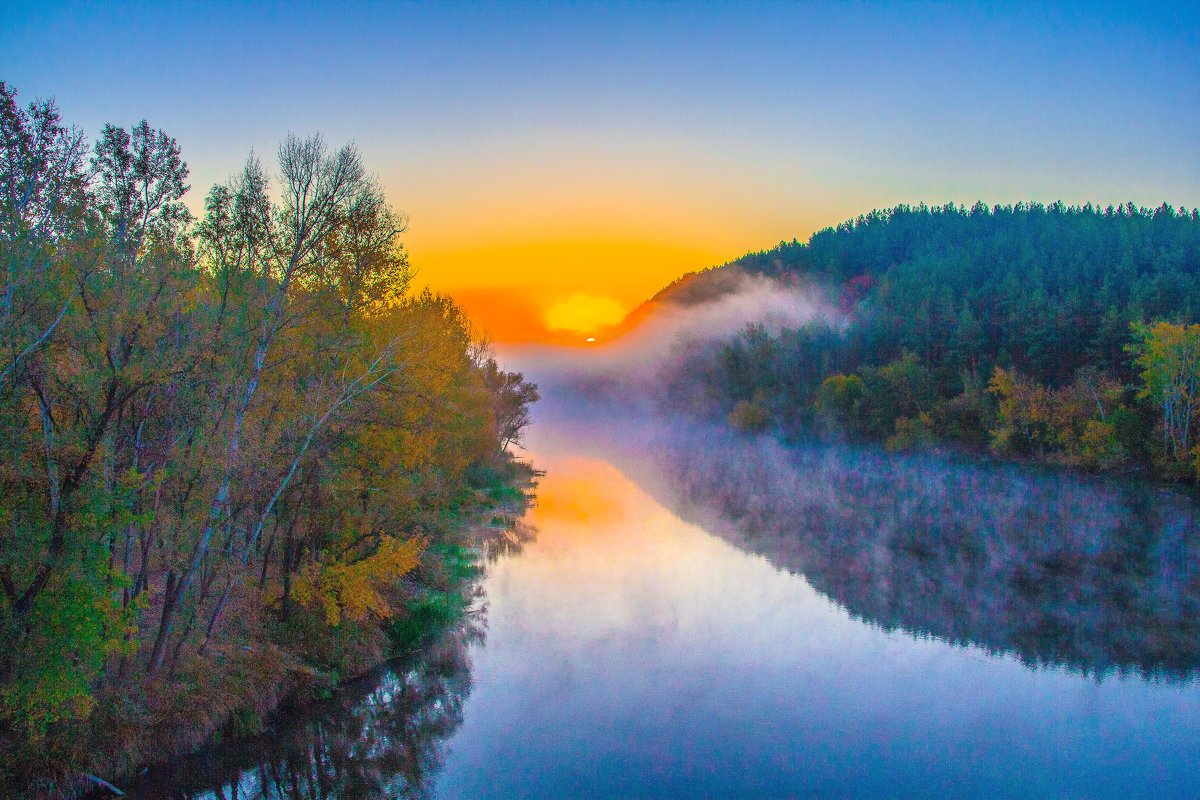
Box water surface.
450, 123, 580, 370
133, 404, 1200, 799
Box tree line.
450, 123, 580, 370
660, 202, 1200, 482
0, 82, 537, 794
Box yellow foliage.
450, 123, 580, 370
729, 399, 770, 433
886, 412, 934, 452
1131, 321, 1200, 461
291, 535, 426, 627
988, 366, 1125, 467
1078, 420, 1126, 470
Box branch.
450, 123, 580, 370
0, 288, 76, 386
242, 340, 408, 555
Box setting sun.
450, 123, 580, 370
4, 2, 1198, 797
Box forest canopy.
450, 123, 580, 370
659, 202, 1200, 482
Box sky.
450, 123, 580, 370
3, 1, 1198, 342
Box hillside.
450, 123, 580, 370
638, 202, 1200, 483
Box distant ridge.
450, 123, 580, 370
605, 200, 1200, 343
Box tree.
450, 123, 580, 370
655, 201, 1200, 481
0, 82, 89, 387
481, 357, 540, 450
1, 84, 539, 786
1130, 321, 1200, 463
146, 134, 370, 673
815, 373, 865, 429
0, 114, 190, 741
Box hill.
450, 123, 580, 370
636, 202, 1200, 483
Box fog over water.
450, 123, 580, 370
130, 331, 1200, 799
443, 385, 1200, 799
516, 269, 843, 384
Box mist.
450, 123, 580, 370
494, 280, 1200, 681
524, 388, 1200, 681
499, 269, 843, 402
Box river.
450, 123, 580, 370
130, 397, 1200, 799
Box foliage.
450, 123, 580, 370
815, 374, 864, 428
659, 202, 1197, 481
1130, 321, 1200, 476
291, 536, 427, 627
886, 412, 935, 453
0, 81, 538, 794
728, 396, 770, 433
480, 356, 541, 450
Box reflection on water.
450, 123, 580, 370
435, 406, 1200, 799
637, 425, 1200, 681
134, 403, 1200, 799
129, 619, 481, 799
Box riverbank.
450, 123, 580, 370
9, 458, 537, 800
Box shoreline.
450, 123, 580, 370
35, 461, 539, 800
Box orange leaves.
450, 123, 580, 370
291, 535, 426, 627
988, 366, 1130, 468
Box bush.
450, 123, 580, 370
887, 413, 935, 452
815, 374, 865, 429
1078, 420, 1128, 470
729, 399, 770, 433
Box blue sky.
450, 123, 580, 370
4, 1, 1197, 333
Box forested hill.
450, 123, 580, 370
654, 203, 1200, 484
662, 203, 1200, 384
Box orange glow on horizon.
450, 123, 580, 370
544, 293, 625, 334
403, 233, 762, 344
429, 236, 736, 344
376, 137, 855, 345
388, 155, 811, 345
384, 145, 854, 344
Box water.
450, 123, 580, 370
131, 402, 1200, 799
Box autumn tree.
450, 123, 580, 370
480, 357, 540, 450
1131, 321, 1200, 471
0, 107, 191, 736
0, 83, 538, 785
0, 82, 89, 387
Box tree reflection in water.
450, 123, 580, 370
639, 428, 1200, 681
481, 519, 537, 564
131, 625, 478, 800
126, 512, 536, 800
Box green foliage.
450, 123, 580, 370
662, 202, 1198, 480
0, 81, 538, 793
0, 546, 126, 740
815, 374, 864, 427
1129, 321, 1200, 471
862, 351, 936, 436
931, 371, 993, 448
389, 541, 481, 652
886, 413, 935, 453
228, 706, 264, 738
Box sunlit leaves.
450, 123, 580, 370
988, 366, 1130, 468
1130, 321, 1200, 465
1, 82, 537, 788
292, 536, 427, 627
